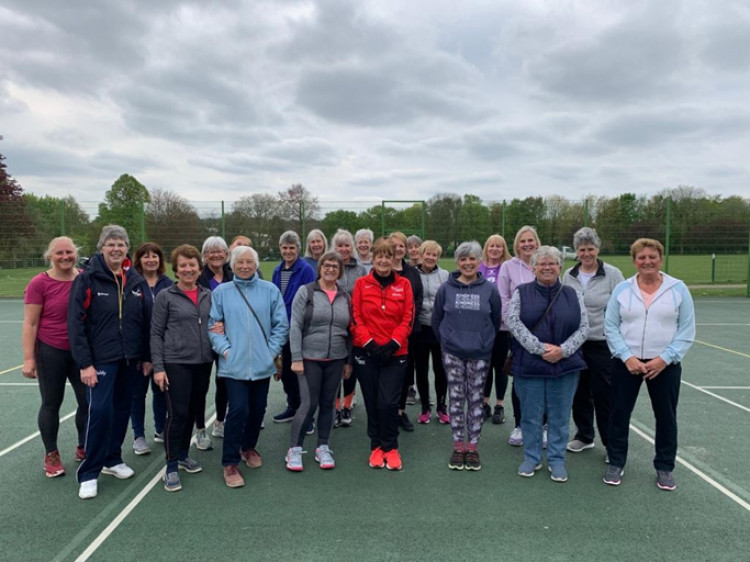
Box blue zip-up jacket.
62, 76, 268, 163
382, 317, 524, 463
209, 275, 289, 381
507, 281, 588, 378
68, 253, 150, 368
605, 273, 695, 364
432, 271, 501, 361
272, 258, 316, 320
140, 274, 174, 313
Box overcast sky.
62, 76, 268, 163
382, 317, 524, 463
2, 0, 749, 208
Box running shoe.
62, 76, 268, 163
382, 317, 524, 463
436, 406, 450, 424
518, 460, 542, 477
417, 409, 431, 424
341, 408, 353, 426
369, 447, 385, 469
133, 436, 151, 456
273, 406, 296, 423
44, 451, 65, 478
464, 450, 481, 471
657, 470, 676, 491
315, 445, 335, 469
78, 480, 98, 499
492, 405, 505, 425
384, 449, 402, 471
163, 470, 182, 492
603, 465, 624, 486
74, 445, 85, 463
241, 448, 263, 469
195, 428, 212, 451
549, 465, 568, 482
567, 439, 595, 453
406, 386, 417, 405
399, 412, 414, 432
178, 457, 202, 473
223, 465, 244, 488
102, 463, 135, 479
285, 446, 304, 472
212, 421, 224, 438
508, 426, 523, 446
448, 449, 465, 470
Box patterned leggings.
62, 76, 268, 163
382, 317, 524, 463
443, 351, 490, 447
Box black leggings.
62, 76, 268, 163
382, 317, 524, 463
483, 331, 511, 402
35, 340, 88, 453
291, 359, 345, 447
413, 325, 447, 411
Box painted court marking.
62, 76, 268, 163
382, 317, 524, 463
700, 386, 750, 390
0, 410, 76, 458
682, 380, 750, 413
0, 364, 22, 376
72, 413, 217, 562
629, 424, 750, 513
694, 339, 750, 359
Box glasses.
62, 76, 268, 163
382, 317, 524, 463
103, 242, 127, 249
536, 262, 560, 269
322, 264, 340, 270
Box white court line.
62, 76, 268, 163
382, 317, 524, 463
700, 386, 750, 390
696, 323, 750, 326
74, 413, 217, 562
0, 365, 22, 375
629, 424, 750, 513
0, 410, 76, 458
682, 380, 750, 413
0, 383, 40, 386
694, 339, 750, 359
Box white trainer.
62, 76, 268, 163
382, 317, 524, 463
79, 480, 98, 499
102, 463, 135, 479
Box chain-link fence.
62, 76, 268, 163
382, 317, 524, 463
1, 197, 748, 296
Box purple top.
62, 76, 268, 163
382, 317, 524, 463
497, 257, 535, 330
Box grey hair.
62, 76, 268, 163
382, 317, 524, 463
201, 236, 228, 256
304, 229, 328, 257
331, 229, 355, 249
279, 230, 302, 249
454, 240, 482, 263
230, 245, 259, 269
355, 228, 374, 243
406, 235, 423, 247
97, 225, 129, 251
530, 246, 563, 268
573, 227, 601, 250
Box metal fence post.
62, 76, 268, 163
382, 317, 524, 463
301, 200, 306, 243
584, 198, 589, 227
746, 228, 750, 298
501, 200, 506, 239
59, 199, 66, 236
664, 197, 671, 274
140, 200, 146, 246
221, 201, 226, 240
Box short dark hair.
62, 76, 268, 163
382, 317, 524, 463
170, 245, 202, 274
134, 242, 166, 276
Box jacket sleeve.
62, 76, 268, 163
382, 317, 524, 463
391, 278, 414, 348
350, 279, 373, 345
150, 292, 168, 373
267, 287, 290, 358
560, 291, 589, 357
604, 286, 633, 362
498, 261, 513, 327
660, 284, 695, 364
208, 288, 231, 357
507, 289, 546, 355
490, 285, 502, 333
431, 285, 445, 338
289, 286, 308, 362
67, 273, 93, 369
141, 284, 152, 363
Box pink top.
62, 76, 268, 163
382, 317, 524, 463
24, 272, 76, 350
323, 288, 337, 304
184, 286, 199, 306
497, 257, 536, 330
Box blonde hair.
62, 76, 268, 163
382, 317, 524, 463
482, 234, 510, 264
630, 238, 664, 260
512, 226, 541, 257
43, 236, 79, 263
419, 240, 443, 258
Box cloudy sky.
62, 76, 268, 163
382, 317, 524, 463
1, 0, 749, 208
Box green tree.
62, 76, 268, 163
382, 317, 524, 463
426, 193, 462, 251
24, 194, 91, 251
278, 184, 319, 238
457, 194, 491, 244
0, 137, 34, 262
145, 188, 205, 252
226, 194, 281, 257
97, 174, 150, 246
505, 197, 546, 243
322, 209, 360, 237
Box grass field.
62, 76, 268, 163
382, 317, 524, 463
1, 255, 747, 298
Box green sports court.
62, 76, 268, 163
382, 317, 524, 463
0, 298, 748, 562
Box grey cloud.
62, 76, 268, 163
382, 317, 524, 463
700, 21, 750, 71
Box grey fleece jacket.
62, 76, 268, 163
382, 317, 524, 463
150, 284, 215, 373
562, 259, 624, 341
418, 265, 449, 326
289, 282, 352, 362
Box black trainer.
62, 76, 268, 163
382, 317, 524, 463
399, 412, 414, 432
492, 405, 505, 425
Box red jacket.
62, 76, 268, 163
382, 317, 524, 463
351, 271, 414, 355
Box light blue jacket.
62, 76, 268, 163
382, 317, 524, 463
209, 275, 289, 381
605, 273, 695, 365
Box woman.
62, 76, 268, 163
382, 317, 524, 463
229, 235, 252, 250
355, 228, 374, 272
479, 234, 512, 425
272, 231, 316, 424
22, 237, 88, 477
130, 242, 173, 456
68, 225, 150, 499
303, 229, 328, 270
351, 238, 414, 471
507, 246, 588, 483
406, 235, 423, 267
498, 225, 541, 446
209, 246, 288, 488
286, 252, 353, 471
604, 238, 695, 491
562, 227, 624, 455
196, 236, 234, 448
151, 245, 215, 492
330, 229, 366, 427
390, 231, 423, 430
415, 240, 449, 424
432, 241, 501, 471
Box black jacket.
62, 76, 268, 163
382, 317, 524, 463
68, 254, 150, 368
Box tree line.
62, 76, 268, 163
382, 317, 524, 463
2, 147, 749, 266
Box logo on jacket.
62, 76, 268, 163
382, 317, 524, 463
96, 292, 109, 297
131, 289, 143, 298
454, 293, 480, 311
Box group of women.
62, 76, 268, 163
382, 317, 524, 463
22, 221, 694, 497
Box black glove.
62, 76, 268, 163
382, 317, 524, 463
364, 341, 379, 357
376, 340, 400, 361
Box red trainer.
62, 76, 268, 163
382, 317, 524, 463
241, 448, 263, 469
75, 446, 85, 462
223, 465, 245, 488
384, 449, 402, 471
368, 447, 385, 469
44, 451, 65, 478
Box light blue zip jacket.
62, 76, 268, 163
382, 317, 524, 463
605, 273, 695, 365
209, 275, 289, 381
